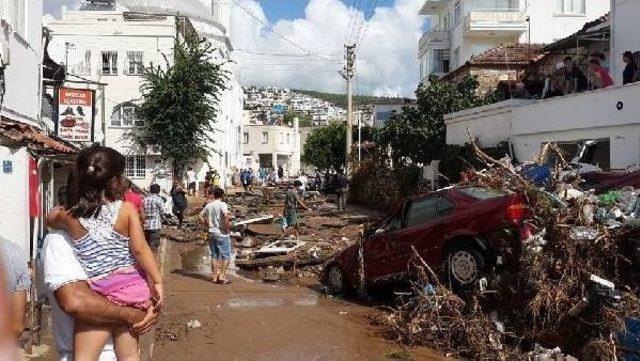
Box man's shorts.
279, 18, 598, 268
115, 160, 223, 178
283, 210, 298, 228
209, 233, 232, 260
188, 182, 196, 191
145, 229, 161, 251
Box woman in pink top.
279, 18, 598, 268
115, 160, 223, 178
123, 180, 145, 222
588, 58, 613, 89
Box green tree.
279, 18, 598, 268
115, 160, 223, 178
376, 76, 486, 167
137, 33, 228, 173
302, 122, 346, 171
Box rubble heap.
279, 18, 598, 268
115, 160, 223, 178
374, 144, 640, 360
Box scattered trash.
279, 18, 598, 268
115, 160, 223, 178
186, 319, 201, 329
252, 239, 307, 258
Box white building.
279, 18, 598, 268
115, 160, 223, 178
0, 0, 77, 259
242, 113, 301, 177
418, 0, 610, 82
445, 0, 640, 170
47, 0, 244, 191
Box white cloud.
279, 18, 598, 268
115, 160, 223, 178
230, 0, 424, 97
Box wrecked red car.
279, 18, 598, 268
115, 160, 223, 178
322, 187, 532, 295
581, 169, 640, 194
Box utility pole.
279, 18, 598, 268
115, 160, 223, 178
340, 44, 356, 174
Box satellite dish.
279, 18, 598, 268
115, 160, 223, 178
48, 37, 85, 66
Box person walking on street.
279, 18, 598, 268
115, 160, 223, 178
277, 165, 284, 181
186, 167, 197, 196
143, 184, 165, 251
282, 181, 309, 239
199, 188, 233, 284
123, 180, 145, 223
0, 236, 31, 339
336, 169, 348, 211
170, 181, 188, 228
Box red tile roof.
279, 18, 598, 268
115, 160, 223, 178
468, 43, 547, 66
0, 117, 77, 154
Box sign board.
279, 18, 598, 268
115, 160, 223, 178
272, 103, 286, 114
2, 160, 12, 174
56, 87, 95, 142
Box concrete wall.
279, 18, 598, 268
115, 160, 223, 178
511, 82, 640, 168
611, 0, 640, 85
0, 145, 30, 254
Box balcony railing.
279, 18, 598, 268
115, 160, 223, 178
464, 10, 527, 33
419, 29, 450, 55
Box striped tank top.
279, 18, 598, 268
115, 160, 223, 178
74, 201, 137, 279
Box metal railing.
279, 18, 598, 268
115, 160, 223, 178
419, 29, 451, 54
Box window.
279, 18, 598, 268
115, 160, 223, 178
454, 2, 462, 26
101, 51, 118, 76
279, 132, 284, 144
405, 196, 440, 228
125, 51, 144, 76
432, 49, 450, 74
111, 105, 143, 127
0, 0, 25, 37
261, 131, 268, 144
243, 132, 249, 144
473, 0, 520, 11
555, 0, 585, 14
125, 156, 146, 178
69, 50, 92, 76
286, 133, 291, 144
459, 187, 506, 200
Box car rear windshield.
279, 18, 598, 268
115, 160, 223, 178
459, 187, 506, 200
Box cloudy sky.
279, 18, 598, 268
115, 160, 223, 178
44, 0, 426, 97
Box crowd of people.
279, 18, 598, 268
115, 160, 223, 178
513, 50, 638, 100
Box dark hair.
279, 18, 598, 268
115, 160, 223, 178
624, 51, 636, 63
213, 188, 224, 199
589, 58, 601, 66
293, 180, 302, 187
564, 56, 573, 62
66, 143, 126, 218
150, 184, 161, 194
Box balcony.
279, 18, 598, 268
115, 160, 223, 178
419, 0, 449, 15
419, 29, 450, 56
464, 10, 527, 36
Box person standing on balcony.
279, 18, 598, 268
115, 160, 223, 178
623, 51, 639, 85
588, 58, 613, 90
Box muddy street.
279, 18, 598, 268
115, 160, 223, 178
148, 239, 445, 361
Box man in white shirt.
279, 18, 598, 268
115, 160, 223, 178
43, 230, 158, 361
199, 188, 232, 284
186, 167, 197, 196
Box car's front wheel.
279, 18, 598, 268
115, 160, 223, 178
445, 245, 486, 292
324, 264, 348, 295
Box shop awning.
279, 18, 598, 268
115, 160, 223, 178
0, 117, 77, 154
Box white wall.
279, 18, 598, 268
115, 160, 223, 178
611, 0, 640, 85
447, 83, 640, 169
0, 145, 30, 254
0, 0, 42, 126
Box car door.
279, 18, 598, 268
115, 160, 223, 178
363, 215, 402, 282
384, 194, 458, 280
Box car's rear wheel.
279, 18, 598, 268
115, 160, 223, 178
325, 264, 347, 295
445, 244, 486, 292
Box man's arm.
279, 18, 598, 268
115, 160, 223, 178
10, 291, 27, 337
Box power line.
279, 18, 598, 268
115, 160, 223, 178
354, 0, 378, 53
232, 0, 332, 61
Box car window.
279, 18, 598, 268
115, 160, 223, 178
437, 196, 455, 218
405, 196, 439, 228
459, 187, 505, 200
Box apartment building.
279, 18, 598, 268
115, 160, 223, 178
418, 0, 610, 83
47, 0, 243, 190
242, 113, 301, 177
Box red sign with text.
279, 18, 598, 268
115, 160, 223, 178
57, 87, 94, 142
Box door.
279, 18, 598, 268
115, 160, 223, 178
363, 215, 402, 281
376, 194, 457, 282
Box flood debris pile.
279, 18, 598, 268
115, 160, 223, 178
375, 144, 640, 360
226, 190, 373, 280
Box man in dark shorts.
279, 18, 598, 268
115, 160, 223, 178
282, 181, 309, 238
